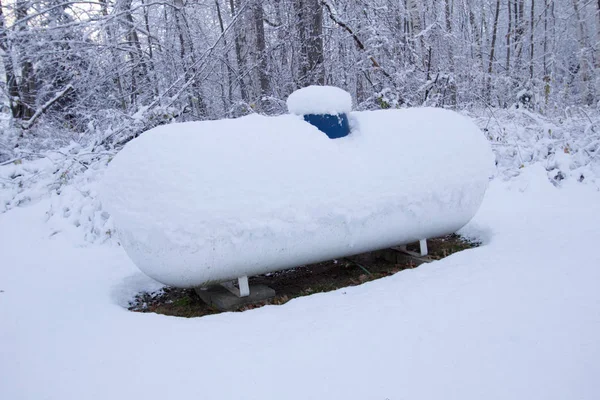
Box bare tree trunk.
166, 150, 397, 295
215, 0, 234, 108
572, 0, 592, 104
307, 0, 324, 85
296, 0, 324, 86
3, 54, 20, 119
407, 0, 421, 34
100, 0, 127, 110
423, 46, 433, 103
295, 0, 307, 86
543, 0, 549, 76
487, 0, 501, 100
515, 0, 525, 71
445, 0, 457, 106
173, 0, 207, 117
252, 1, 270, 98
407, 0, 425, 68
140, 0, 159, 99
15, 0, 35, 119
230, 0, 249, 102
119, 0, 146, 106
595, 0, 600, 67
530, 0, 535, 80
0, 0, 22, 119
506, 0, 512, 74
513, 0, 518, 52
544, 0, 550, 106
468, 6, 482, 63
273, 0, 289, 92
20, 61, 35, 119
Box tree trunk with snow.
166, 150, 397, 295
487, 0, 501, 101
296, 0, 324, 87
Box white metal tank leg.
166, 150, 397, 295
220, 276, 250, 297
419, 239, 428, 256
238, 276, 250, 297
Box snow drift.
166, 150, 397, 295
101, 107, 494, 287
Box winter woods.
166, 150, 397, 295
0, 0, 598, 150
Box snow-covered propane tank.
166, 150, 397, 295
101, 86, 494, 288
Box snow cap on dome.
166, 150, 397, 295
287, 85, 352, 115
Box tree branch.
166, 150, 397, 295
21, 85, 74, 130
320, 0, 391, 79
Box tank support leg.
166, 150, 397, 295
238, 276, 250, 297
419, 239, 428, 256
220, 276, 250, 298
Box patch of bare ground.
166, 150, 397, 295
129, 234, 477, 317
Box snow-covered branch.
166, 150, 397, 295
21, 85, 74, 130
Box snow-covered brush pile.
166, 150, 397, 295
465, 107, 600, 188
1, 106, 599, 245
0, 142, 114, 244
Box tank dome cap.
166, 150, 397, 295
287, 85, 352, 115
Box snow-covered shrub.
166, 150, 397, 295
0, 143, 114, 243
465, 106, 600, 188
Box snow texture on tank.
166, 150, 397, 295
101, 108, 494, 288
287, 85, 352, 115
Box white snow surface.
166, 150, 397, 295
286, 85, 353, 115
1, 164, 600, 400
100, 108, 494, 287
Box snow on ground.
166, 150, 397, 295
1, 162, 599, 400
1, 107, 600, 399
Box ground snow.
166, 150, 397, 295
1, 107, 600, 399
1, 165, 599, 399
286, 85, 353, 115
101, 108, 493, 287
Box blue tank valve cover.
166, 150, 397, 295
303, 113, 350, 139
